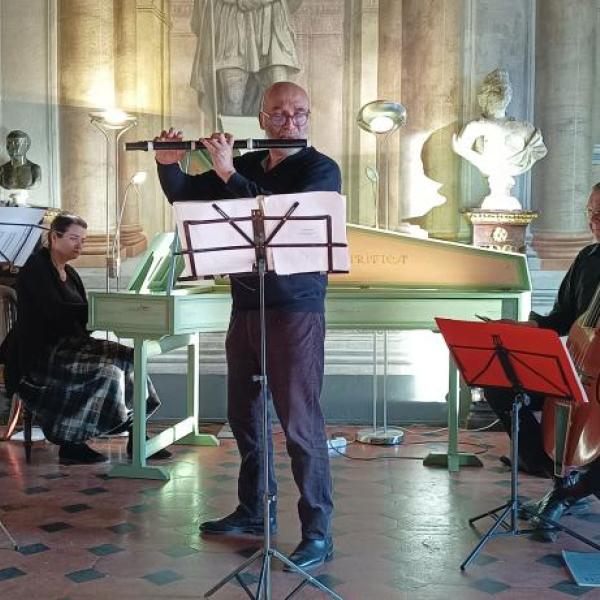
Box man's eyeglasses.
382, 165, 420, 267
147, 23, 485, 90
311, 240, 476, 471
260, 111, 310, 128
586, 209, 600, 222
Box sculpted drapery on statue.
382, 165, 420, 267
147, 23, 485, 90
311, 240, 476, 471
0, 130, 42, 192
452, 69, 547, 211
190, 0, 302, 122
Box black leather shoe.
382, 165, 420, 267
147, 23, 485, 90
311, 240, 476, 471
59, 443, 107, 465
519, 471, 590, 520
199, 509, 277, 536
530, 489, 581, 542
284, 537, 334, 571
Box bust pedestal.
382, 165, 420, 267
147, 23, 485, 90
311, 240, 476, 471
462, 209, 538, 253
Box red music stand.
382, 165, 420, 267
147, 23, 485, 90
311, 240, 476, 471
435, 318, 599, 570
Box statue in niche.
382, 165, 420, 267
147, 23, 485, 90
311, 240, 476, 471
190, 0, 303, 123
452, 68, 547, 211
0, 130, 41, 195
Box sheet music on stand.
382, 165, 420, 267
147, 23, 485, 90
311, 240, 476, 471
0, 207, 46, 267
172, 191, 349, 279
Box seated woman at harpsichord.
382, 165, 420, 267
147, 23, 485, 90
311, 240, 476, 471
0, 212, 172, 465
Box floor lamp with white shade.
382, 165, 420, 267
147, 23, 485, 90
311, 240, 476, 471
89, 109, 137, 293
356, 99, 407, 446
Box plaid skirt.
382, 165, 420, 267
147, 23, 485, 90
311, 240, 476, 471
18, 336, 160, 445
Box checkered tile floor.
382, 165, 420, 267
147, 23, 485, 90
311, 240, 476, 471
1, 426, 599, 599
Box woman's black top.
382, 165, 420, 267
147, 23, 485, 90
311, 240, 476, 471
2, 247, 88, 392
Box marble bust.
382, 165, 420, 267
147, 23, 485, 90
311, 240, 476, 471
0, 130, 41, 191
452, 69, 547, 211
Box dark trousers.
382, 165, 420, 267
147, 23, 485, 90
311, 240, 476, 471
484, 387, 554, 476
226, 310, 333, 540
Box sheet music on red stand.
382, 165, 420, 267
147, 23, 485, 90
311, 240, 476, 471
172, 191, 349, 278
435, 317, 587, 404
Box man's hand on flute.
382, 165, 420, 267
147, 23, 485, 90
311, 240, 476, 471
200, 133, 236, 183
154, 127, 186, 165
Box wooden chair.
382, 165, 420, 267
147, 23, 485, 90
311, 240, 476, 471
0, 284, 33, 462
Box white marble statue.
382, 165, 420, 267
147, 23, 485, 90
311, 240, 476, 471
452, 69, 547, 211
190, 0, 303, 121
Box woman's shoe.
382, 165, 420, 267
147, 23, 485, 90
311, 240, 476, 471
59, 443, 107, 465
126, 431, 172, 460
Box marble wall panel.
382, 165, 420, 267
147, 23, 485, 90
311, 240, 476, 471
0, 0, 59, 208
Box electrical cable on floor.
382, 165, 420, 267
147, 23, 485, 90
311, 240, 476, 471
217, 420, 500, 462
402, 426, 448, 435
329, 420, 500, 441
325, 435, 491, 461
463, 418, 500, 432
402, 418, 500, 435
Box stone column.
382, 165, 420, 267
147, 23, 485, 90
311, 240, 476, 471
342, 0, 379, 226
115, 0, 146, 257
58, 0, 115, 265
396, 0, 461, 238
375, 0, 402, 230
531, 0, 596, 269
133, 0, 173, 241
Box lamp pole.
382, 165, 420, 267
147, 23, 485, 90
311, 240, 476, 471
113, 171, 146, 291
89, 110, 137, 293
382, 130, 394, 230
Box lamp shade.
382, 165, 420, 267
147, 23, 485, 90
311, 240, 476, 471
89, 109, 137, 130
357, 100, 407, 134
131, 171, 147, 185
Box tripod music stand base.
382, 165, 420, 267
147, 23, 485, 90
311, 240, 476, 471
423, 451, 483, 471
204, 545, 344, 600
356, 427, 404, 446
0, 519, 18, 551
461, 501, 600, 571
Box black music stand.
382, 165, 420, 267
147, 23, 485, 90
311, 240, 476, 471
0, 207, 46, 269
174, 196, 347, 600
0, 208, 45, 551
435, 318, 600, 570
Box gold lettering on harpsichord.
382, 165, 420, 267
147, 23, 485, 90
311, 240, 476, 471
351, 253, 408, 266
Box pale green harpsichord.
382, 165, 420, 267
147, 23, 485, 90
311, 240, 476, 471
88, 225, 531, 479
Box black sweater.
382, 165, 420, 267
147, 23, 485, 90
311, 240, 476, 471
3, 248, 88, 391
530, 243, 600, 336
158, 147, 341, 312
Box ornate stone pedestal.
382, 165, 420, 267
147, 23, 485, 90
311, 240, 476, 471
463, 209, 538, 253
